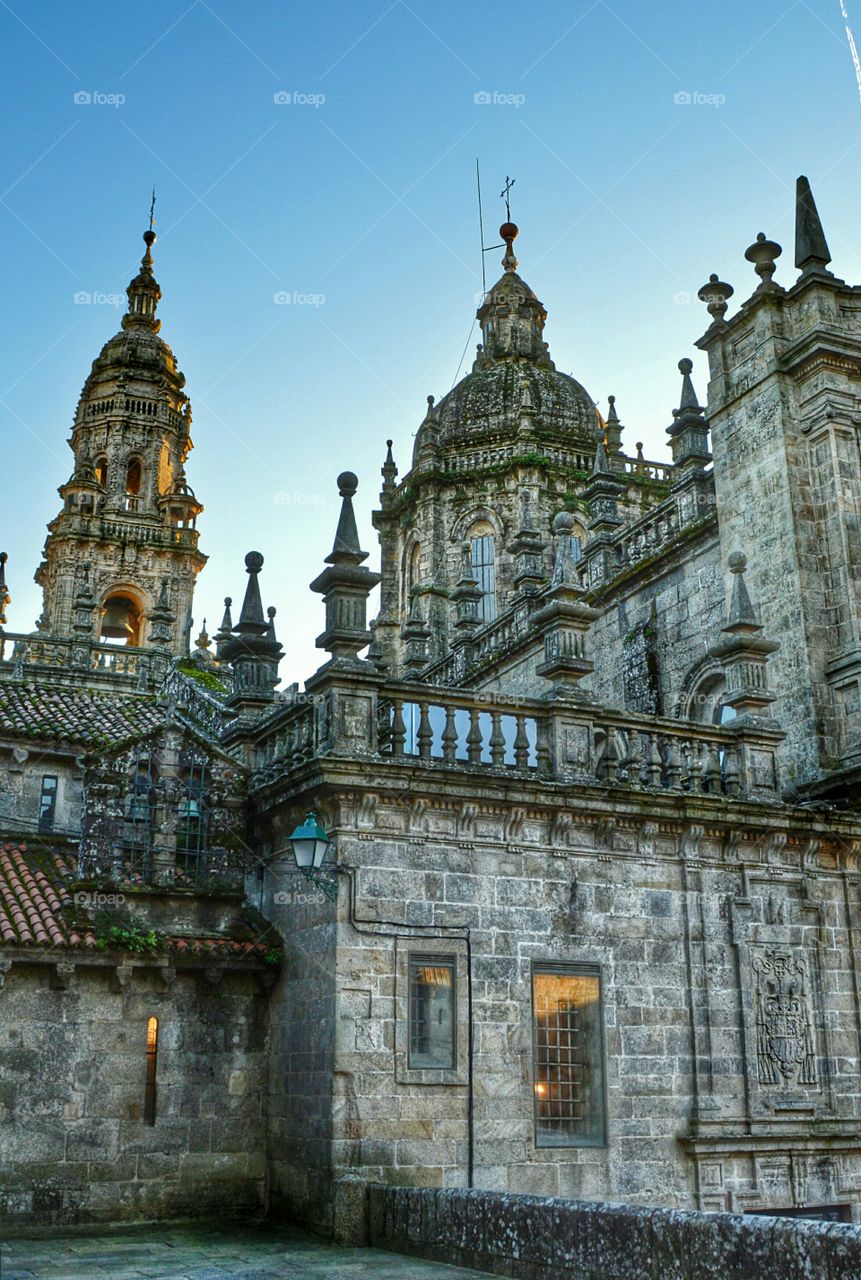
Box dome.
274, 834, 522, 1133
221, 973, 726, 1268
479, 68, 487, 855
416, 228, 597, 456
432, 360, 596, 446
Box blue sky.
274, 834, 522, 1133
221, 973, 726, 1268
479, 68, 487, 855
2, 0, 860, 680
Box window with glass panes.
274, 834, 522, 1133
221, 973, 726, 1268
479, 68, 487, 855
38, 776, 58, 832
471, 533, 496, 623
532, 964, 606, 1147
409, 954, 456, 1068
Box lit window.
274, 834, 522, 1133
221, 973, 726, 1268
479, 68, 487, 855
471, 534, 496, 623
409, 955, 455, 1069
94, 457, 108, 488
38, 776, 58, 833
144, 1016, 158, 1125
532, 964, 606, 1147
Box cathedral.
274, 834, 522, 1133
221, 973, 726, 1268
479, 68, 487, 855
3, 175, 861, 1239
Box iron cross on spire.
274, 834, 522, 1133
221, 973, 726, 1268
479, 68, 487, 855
500, 175, 516, 221
148, 187, 156, 233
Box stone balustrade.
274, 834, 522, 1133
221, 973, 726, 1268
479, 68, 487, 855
0, 631, 173, 690
249, 676, 783, 804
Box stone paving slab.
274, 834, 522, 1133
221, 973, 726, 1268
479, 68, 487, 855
0, 1224, 495, 1280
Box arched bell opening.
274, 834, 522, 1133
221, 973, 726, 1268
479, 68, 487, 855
100, 592, 144, 646
125, 458, 143, 511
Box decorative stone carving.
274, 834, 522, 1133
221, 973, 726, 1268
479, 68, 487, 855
753, 949, 817, 1087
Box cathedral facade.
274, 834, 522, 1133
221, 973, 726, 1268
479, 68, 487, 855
3, 178, 861, 1237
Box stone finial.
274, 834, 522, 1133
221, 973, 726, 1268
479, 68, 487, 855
744, 232, 782, 287
509, 490, 549, 597
591, 418, 613, 478
0, 552, 9, 626
500, 220, 519, 273
214, 597, 233, 657
195, 619, 211, 651
795, 175, 832, 277
667, 358, 711, 472
533, 513, 600, 702
726, 550, 757, 627
401, 589, 431, 675
122, 225, 162, 333
605, 395, 623, 455
708, 550, 778, 720
220, 553, 283, 704
147, 577, 176, 650
451, 542, 482, 637
697, 273, 734, 322
381, 438, 398, 495
310, 472, 381, 665
550, 511, 580, 587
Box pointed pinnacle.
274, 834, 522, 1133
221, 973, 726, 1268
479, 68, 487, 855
677, 358, 702, 412
795, 175, 832, 275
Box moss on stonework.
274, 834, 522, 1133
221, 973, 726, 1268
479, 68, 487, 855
176, 661, 229, 695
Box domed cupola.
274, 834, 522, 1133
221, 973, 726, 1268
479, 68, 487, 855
423, 223, 598, 458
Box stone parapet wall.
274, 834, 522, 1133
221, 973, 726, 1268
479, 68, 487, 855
368, 1184, 861, 1279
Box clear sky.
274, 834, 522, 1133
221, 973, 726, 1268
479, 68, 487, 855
2, 0, 860, 682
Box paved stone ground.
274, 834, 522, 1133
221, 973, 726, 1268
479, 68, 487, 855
0, 1223, 494, 1280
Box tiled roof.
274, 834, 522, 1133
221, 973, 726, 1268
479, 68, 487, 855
0, 844, 270, 959
0, 682, 163, 747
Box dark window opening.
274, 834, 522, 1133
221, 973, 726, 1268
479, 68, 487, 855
94, 457, 108, 488
123, 750, 156, 879
532, 963, 606, 1148
176, 757, 209, 883
409, 954, 455, 1069
38, 776, 58, 833
125, 459, 142, 511
144, 1016, 158, 1125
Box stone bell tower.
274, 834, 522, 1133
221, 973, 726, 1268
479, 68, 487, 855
35, 221, 205, 656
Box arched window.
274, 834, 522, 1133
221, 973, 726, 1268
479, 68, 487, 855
100, 593, 143, 646
470, 527, 496, 623
144, 1017, 158, 1125
94, 456, 108, 488
125, 458, 142, 511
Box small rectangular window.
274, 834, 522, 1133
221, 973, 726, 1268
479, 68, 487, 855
409, 954, 455, 1069
471, 534, 496, 623
38, 776, 58, 833
144, 1016, 158, 1125
532, 963, 606, 1147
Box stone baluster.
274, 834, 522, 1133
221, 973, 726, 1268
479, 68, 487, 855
704, 742, 722, 792
644, 733, 662, 788
664, 737, 680, 788
391, 699, 406, 756
514, 716, 530, 769
417, 702, 433, 760
467, 709, 483, 764
442, 706, 458, 763
489, 712, 506, 767
535, 718, 552, 777
627, 730, 643, 786
724, 742, 741, 797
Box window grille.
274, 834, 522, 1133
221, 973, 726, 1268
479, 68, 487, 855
176, 755, 209, 883
532, 965, 606, 1147
123, 750, 156, 879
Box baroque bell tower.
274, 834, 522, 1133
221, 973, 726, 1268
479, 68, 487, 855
36, 220, 205, 656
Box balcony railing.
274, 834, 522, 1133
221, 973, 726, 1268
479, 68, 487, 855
249, 678, 782, 804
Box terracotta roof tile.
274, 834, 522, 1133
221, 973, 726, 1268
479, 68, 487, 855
0, 843, 270, 959
0, 683, 163, 747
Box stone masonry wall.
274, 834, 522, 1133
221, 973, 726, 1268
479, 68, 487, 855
0, 963, 268, 1227
313, 785, 861, 1220
368, 1184, 861, 1280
